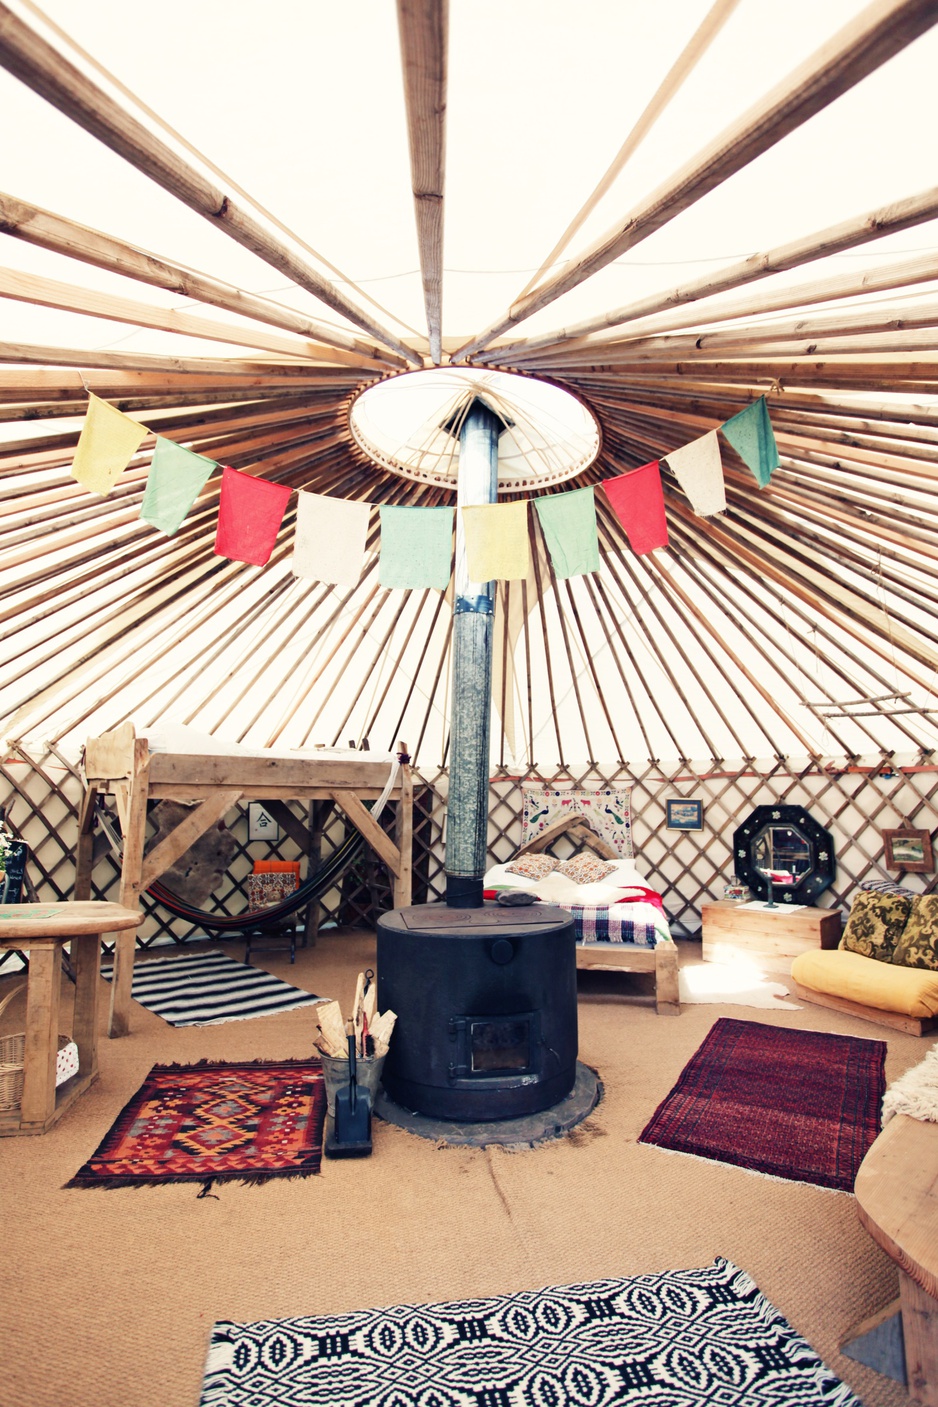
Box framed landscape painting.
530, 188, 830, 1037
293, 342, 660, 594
666, 799, 703, 831
882, 827, 934, 873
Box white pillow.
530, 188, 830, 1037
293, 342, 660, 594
599, 860, 648, 888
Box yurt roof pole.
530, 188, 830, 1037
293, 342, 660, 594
445, 398, 505, 908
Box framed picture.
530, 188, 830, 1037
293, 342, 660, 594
248, 802, 280, 843
882, 827, 934, 873
666, 799, 703, 831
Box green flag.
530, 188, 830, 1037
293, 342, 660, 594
140, 437, 217, 536
533, 487, 600, 578
379, 506, 454, 589
720, 396, 779, 487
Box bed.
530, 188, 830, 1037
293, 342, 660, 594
483, 821, 680, 1015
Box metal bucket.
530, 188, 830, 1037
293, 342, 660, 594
319, 1053, 386, 1117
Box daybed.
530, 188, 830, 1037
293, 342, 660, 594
791, 881, 938, 1035
483, 820, 679, 1016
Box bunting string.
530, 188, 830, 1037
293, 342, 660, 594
68, 392, 779, 582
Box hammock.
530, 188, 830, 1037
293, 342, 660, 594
137, 754, 401, 931
147, 828, 366, 931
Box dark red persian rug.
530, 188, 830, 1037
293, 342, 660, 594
639, 1018, 886, 1191
66, 1058, 326, 1191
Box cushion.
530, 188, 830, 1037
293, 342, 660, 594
892, 895, 938, 971
841, 890, 911, 962
860, 879, 919, 899
505, 853, 559, 880
555, 854, 618, 885
792, 948, 938, 1020
246, 871, 298, 911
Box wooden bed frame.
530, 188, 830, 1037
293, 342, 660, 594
516, 815, 680, 1016
75, 724, 413, 1038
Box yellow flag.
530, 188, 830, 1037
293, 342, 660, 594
71, 393, 148, 496
462, 501, 530, 582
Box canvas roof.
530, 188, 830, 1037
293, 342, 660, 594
1, 0, 937, 768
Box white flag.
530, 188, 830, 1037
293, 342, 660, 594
664, 430, 725, 516
292, 491, 370, 586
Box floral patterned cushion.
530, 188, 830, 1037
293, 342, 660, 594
246, 871, 299, 910
555, 853, 619, 885
841, 890, 911, 962
505, 853, 559, 880
892, 896, 938, 971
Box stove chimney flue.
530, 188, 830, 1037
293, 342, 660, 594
444, 397, 508, 908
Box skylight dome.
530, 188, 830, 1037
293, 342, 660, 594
349, 368, 601, 491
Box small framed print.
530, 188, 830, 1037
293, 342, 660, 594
248, 802, 280, 843
882, 827, 934, 873
666, 799, 703, 831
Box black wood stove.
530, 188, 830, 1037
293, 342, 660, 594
376, 902, 577, 1122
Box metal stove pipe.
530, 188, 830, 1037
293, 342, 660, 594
445, 398, 503, 907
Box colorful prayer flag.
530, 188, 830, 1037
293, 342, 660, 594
601, 461, 668, 555
462, 501, 530, 582
293, 491, 370, 586
379, 506, 454, 589
720, 396, 779, 487
140, 437, 217, 536
214, 465, 291, 566
71, 393, 148, 496
533, 487, 600, 578
664, 430, 726, 516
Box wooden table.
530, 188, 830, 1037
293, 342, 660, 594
77, 725, 413, 1038
700, 899, 842, 975
0, 901, 143, 1135
852, 1114, 938, 1404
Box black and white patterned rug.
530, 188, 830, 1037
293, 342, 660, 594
200, 1257, 860, 1406
101, 950, 326, 1026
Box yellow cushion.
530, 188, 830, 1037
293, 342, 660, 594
792, 949, 938, 1019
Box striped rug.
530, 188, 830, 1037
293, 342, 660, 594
100, 950, 326, 1026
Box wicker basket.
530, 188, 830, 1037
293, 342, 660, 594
0, 982, 78, 1112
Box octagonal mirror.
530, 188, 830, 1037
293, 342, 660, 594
732, 804, 835, 906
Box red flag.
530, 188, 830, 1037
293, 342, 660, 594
601, 460, 668, 555
214, 465, 291, 565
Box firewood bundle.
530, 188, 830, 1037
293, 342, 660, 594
313, 969, 396, 1060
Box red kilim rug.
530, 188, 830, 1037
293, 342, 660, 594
639, 1018, 886, 1192
66, 1058, 326, 1191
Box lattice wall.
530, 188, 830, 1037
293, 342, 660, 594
1, 743, 936, 946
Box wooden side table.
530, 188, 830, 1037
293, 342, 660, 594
850, 1114, 938, 1404
700, 899, 842, 975
0, 901, 143, 1136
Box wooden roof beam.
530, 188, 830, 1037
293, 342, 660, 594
0, 192, 406, 367
476, 186, 938, 363
397, 0, 447, 365
515, 0, 742, 305
0, 4, 423, 366
0, 340, 352, 378
452, 0, 938, 360
0, 265, 384, 369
